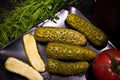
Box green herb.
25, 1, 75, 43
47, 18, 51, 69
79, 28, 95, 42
51, 16, 60, 23
0, 0, 81, 48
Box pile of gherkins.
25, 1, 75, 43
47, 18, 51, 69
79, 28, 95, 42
33, 13, 108, 76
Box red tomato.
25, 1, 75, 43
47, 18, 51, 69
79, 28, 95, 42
93, 49, 120, 80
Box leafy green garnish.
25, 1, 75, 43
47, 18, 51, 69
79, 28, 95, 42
0, 0, 81, 48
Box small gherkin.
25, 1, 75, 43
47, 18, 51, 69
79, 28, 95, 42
66, 13, 108, 47
46, 58, 89, 76
34, 27, 87, 46
46, 42, 96, 61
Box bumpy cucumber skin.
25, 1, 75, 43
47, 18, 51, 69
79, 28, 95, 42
34, 27, 86, 46
66, 13, 108, 47
46, 42, 96, 61
46, 58, 89, 76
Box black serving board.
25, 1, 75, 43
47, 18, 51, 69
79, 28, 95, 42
0, 7, 116, 80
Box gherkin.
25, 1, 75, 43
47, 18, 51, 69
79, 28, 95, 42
66, 13, 108, 47
46, 58, 89, 76
34, 27, 86, 46
46, 42, 96, 61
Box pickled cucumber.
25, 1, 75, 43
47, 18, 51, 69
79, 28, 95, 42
23, 34, 45, 72
34, 27, 86, 46
46, 42, 96, 61
5, 57, 44, 80
66, 13, 108, 47
46, 58, 89, 76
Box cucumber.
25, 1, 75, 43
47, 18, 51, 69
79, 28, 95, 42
66, 13, 108, 47
46, 58, 89, 76
34, 27, 87, 46
5, 57, 44, 80
23, 34, 45, 72
46, 42, 96, 61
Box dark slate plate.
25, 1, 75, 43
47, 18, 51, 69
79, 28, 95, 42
0, 7, 116, 80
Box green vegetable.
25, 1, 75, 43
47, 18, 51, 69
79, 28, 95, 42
0, 0, 82, 48
66, 13, 108, 47
46, 58, 89, 76
46, 42, 96, 61
34, 27, 87, 46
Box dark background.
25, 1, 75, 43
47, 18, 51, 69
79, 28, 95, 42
93, 0, 120, 49
0, 0, 120, 49
73, 0, 120, 49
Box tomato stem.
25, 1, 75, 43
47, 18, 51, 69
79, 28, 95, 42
109, 52, 120, 75
117, 65, 120, 75
117, 65, 120, 70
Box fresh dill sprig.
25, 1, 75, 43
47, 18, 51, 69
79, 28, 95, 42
0, 0, 81, 48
